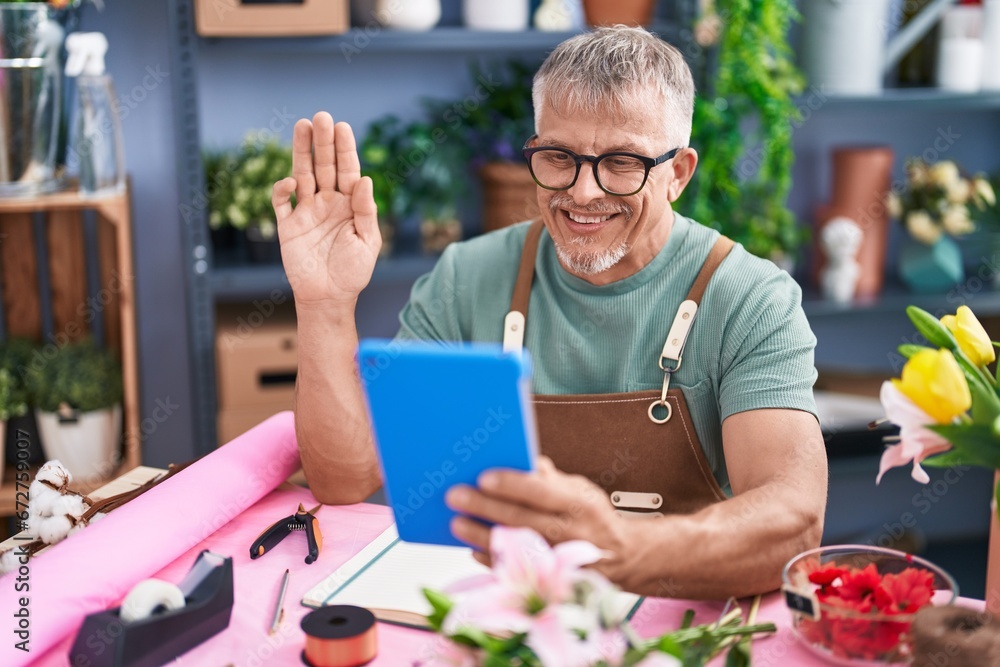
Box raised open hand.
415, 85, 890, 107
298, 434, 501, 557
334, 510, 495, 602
272, 112, 381, 307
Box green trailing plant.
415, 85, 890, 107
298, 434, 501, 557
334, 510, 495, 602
680, 0, 807, 261
26, 340, 122, 414
204, 135, 293, 241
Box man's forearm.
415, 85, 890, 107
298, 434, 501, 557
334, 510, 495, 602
294, 301, 382, 504
614, 484, 824, 599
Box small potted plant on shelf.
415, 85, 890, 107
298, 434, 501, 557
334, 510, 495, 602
360, 115, 409, 257
887, 158, 995, 293
0, 368, 29, 487
26, 339, 123, 485
361, 115, 467, 254
0, 338, 45, 466
204, 134, 293, 264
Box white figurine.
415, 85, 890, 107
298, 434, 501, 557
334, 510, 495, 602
820, 216, 864, 304
820, 216, 864, 303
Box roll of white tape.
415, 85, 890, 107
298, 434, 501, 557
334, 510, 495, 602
119, 579, 185, 624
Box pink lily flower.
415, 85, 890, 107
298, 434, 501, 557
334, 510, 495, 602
443, 525, 611, 641
877, 381, 953, 484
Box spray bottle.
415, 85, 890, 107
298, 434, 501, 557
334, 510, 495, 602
65, 32, 126, 196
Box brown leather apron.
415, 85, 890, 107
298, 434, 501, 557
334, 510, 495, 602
502, 220, 734, 517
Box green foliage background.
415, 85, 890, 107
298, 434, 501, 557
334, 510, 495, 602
679, 0, 806, 260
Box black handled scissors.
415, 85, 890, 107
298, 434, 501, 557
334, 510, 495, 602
249, 503, 323, 564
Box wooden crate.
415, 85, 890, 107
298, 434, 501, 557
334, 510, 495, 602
0, 184, 140, 513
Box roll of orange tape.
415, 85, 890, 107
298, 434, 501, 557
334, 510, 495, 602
301, 605, 378, 667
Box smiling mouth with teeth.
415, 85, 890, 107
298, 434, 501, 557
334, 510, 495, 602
565, 211, 615, 224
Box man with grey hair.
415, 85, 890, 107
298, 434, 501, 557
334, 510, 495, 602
274, 26, 827, 599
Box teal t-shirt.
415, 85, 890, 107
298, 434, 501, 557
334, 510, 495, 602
396, 214, 818, 492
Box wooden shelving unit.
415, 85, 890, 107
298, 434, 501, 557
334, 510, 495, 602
0, 184, 140, 513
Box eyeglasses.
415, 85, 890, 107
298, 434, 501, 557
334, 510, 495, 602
522, 135, 681, 197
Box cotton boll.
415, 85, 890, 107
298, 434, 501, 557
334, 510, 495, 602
37, 515, 74, 545
0, 549, 21, 575
35, 460, 71, 489
50, 494, 89, 520
26, 484, 60, 518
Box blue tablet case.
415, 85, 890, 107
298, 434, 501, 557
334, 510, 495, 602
357, 340, 538, 547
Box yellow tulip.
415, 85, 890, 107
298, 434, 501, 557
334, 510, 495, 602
892, 349, 971, 423
941, 306, 996, 367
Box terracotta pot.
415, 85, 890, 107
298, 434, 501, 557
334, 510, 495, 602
479, 162, 540, 233
813, 146, 895, 300
582, 0, 656, 26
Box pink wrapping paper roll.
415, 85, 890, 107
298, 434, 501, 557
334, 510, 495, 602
0, 411, 301, 666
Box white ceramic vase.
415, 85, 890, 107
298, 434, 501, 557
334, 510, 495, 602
464, 0, 529, 31
37, 404, 121, 484
982, 0, 1000, 90
374, 0, 441, 31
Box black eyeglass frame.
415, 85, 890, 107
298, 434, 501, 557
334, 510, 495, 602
521, 134, 682, 197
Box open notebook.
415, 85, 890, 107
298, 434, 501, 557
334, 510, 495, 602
302, 525, 643, 629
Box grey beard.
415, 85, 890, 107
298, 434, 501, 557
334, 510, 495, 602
555, 236, 629, 275
548, 194, 633, 276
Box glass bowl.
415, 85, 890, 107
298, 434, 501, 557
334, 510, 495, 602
782, 545, 959, 665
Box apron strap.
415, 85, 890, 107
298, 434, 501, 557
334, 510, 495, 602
504, 219, 545, 351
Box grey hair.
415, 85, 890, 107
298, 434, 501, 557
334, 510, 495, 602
532, 26, 695, 149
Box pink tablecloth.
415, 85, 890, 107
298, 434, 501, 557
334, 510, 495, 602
23, 415, 987, 666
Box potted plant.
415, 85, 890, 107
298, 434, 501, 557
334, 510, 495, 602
888, 158, 995, 293
679, 0, 807, 268
360, 115, 409, 257
361, 115, 467, 254
444, 60, 540, 233
26, 339, 123, 484
0, 369, 29, 486
204, 134, 293, 264
0, 338, 44, 466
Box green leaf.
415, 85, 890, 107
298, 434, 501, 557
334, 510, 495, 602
422, 588, 453, 631
898, 344, 930, 359
906, 306, 958, 350
681, 609, 696, 629
922, 449, 980, 468
926, 423, 1000, 469
969, 374, 1000, 425
725, 640, 752, 667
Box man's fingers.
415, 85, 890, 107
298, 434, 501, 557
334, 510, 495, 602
478, 467, 602, 516
335, 121, 361, 196
292, 119, 316, 201
272, 177, 296, 221
312, 112, 336, 192
451, 516, 491, 555
352, 176, 380, 251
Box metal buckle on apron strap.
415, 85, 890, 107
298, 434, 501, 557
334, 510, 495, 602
611, 490, 663, 510
649, 299, 698, 424
612, 491, 664, 519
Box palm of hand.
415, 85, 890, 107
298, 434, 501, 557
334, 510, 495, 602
272, 113, 381, 307
280, 188, 379, 303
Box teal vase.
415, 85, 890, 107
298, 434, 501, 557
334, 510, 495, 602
898, 235, 965, 293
